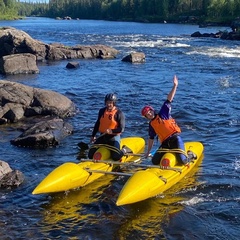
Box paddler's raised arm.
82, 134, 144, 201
167, 75, 178, 102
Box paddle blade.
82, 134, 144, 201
78, 141, 89, 150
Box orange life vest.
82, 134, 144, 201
99, 108, 119, 133
150, 115, 181, 142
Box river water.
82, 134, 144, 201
0, 17, 239, 239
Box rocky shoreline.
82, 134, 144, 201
0, 27, 119, 74
191, 29, 240, 40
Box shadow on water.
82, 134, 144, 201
39, 173, 115, 223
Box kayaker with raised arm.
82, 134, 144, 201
141, 75, 191, 165
88, 93, 132, 161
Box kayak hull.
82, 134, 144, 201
32, 137, 145, 194
116, 142, 204, 206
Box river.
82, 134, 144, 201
0, 17, 239, 239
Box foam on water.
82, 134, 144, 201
188, 46, 240, 58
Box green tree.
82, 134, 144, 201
11, 0, 240, 24
0, 0, 18, 19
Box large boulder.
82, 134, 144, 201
0, 53, 39, 75
10, 117, 73, 148
0, 27, 119, 62
0, 80, 76, 124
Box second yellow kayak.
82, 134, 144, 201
116, 141, 204, 206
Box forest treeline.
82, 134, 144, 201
1, 0, 240, 26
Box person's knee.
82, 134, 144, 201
152, 156, 160, 165
152, 152, 165, 165
88, 149, 95, 159
111, 153, 122, 161
180, 155, 189, 164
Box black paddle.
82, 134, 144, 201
78, 141, 89, 150
78, 133, 106, 151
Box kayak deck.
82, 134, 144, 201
116, 141, 204, 206
32, 137, 145, 194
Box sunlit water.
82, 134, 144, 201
0, 17, 239, 239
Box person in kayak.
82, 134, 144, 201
88, 93, 132, 161
141, 75, 190, 165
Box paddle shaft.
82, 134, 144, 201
84, 168, 133, 177
78, 133, 106, 150
83, 157, 142, 177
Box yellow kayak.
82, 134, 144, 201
32, 136, 145, 195
116, 141, 204, 206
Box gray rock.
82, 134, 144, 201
0, 170, 24, 188
66, 61, 80, 69
2, 103, 25, 122
10, 117, 73, 148
122, 52, 146, 63
0, 160, 12, 180
0, 53, 39, 75
0, 80, 76, 124
0, 160, 24, 188
0, 27, 119, 62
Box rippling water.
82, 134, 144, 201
0, 17, 239, 239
